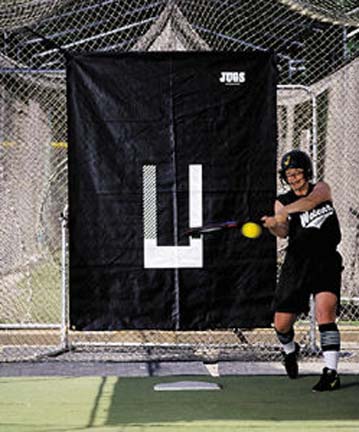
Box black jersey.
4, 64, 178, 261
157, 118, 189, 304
277, 183, 341, 257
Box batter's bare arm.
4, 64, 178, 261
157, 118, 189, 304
261, 200, 289, 238
284, 181, 332, 214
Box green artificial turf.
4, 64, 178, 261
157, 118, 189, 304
0, 375, 358, 432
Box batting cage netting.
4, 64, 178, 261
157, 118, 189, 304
0, 0, 358, 362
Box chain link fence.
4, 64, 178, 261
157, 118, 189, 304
0, 0, 358, 363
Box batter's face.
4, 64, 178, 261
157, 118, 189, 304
285, 168, 309, 195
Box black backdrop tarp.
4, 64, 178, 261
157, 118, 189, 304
67, 52, 277, 330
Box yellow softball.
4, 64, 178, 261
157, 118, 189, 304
241, 222, 262, 239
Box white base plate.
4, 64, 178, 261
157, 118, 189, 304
154, 381, 222, 391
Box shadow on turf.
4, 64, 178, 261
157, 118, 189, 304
339, 381, 359, 390
98, 376, 359, 426
86, 376, 107, 428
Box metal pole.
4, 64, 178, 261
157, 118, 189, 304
309, 92, 318, 353
60, 205, 69, 349
311, 93, 318, 182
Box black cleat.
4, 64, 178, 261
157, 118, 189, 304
312, 367, 341, 392
282, 342, 300, 379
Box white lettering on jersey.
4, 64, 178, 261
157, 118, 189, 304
300, 204, 334, 229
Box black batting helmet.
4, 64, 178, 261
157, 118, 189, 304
279, 150, 313, 183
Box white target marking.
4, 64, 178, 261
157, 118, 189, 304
143, 164, 203, 268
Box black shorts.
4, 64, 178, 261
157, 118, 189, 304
274, 250, 343, 314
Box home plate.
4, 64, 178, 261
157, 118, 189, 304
154, 381, 222, 391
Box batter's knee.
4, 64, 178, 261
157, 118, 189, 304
316, 307, 337, 324
315, 292, 338, 324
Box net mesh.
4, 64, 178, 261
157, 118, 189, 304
0, 0, 358, 363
